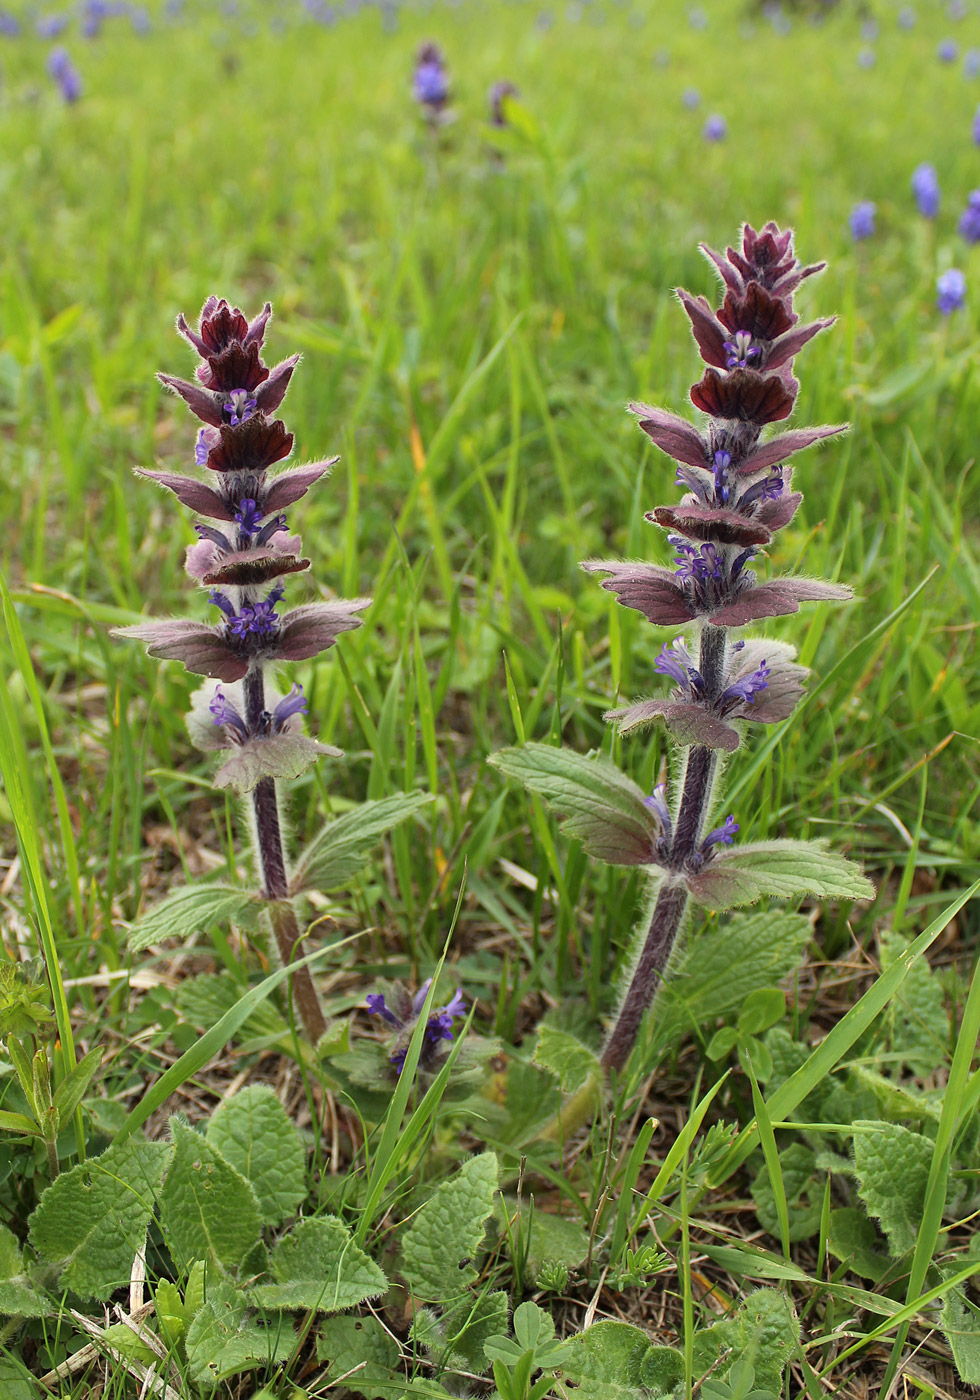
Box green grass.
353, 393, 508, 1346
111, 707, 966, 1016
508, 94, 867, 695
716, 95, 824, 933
2, 0, 980, 1395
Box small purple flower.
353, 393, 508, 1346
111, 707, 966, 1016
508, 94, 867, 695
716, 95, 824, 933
937, 268, 966, 314
703, 114, 727, 142
0, 11, 20, 35
722, 332, 760, 369
38, 13, 69, 38
209, 686, 250, 742
194, 428, 213, 466
271, 682, 308, 729
720, 660, 770, 709
654, 640, 703, 696
224, 389, 257, 426
911, 163, 940, 218
644, 783, 673, 858
958, 190, 980, 242
702, 814, 739, 852
234, 498, 264, 534
857, 48, 875, 70
211, 583, 285, 639
413, 41, 449, 112
47, 46, 82, 102
739, 469, 783, 509
365, 992, 400, 1028
849, 201, 876, 241
965, 48, 980, 77
938, 39, 959, 63
712, 449, 732, 503
682, 87, 700, 110
367, 979, 467, 1075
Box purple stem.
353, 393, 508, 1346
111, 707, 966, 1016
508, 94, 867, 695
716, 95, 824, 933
242, 666, 326, 1043
600, 624, 727, 1073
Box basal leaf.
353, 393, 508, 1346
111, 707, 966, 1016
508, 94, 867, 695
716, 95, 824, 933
852, 1120, 932, 1257
559, 1318, 656, 1397
534, 1024, 600, 1094
686, 839, 874, 911
489, 744, 662, 866
0, 1223, 46, 1317
751, 1143, 821, 1244
250, 1215, 388, 1312
402, 1152, 498, 1300
185, 1279, 293, 1388
940, 1268, 980, 1383
316, 1314, 400, 1399
879, 928, 949, 1077
290, 793, 433, 894
29, 1137, 171, 1301
415, 1289, 509, 1372
159, 1119, 262, 1274
206, 1086, 306, 1227
827, 1208, 891, 1284
497, 1198, 590, 1284
129, 884, 261, 953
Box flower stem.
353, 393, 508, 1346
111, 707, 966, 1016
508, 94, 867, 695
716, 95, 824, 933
600, 624, 727, 1074
243, 667, 327, 1044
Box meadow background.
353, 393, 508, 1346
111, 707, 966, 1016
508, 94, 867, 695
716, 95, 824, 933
2, 0, 980, 1395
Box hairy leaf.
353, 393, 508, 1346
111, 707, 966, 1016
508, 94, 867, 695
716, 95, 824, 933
185, 1280, 293, 1388
316, 1314, 400, 1399
751, 1143, 821, 1243
414, 1289, 509, 1373
159, 1119, 262, 1274
534, 1024, 601, 1094
129, 884, 261, 953
940, 1268, 980, 1383
290, 793, 433, 894
879, 929, 949, 1077
686, 839, 874, 911
559, 1319, 657, 1398
402, 1152, 498, 1300
692, 1288, 799, 1391
852, 1120, 931, 1256
206, 1087, 306, 1227
214, 733, 341, 794
827, 1208, 891, 1284
0, 1224, 46, 1317
250, 1216, 388, 1312
29, 1138, 171, 1300
489, 744, 662, 866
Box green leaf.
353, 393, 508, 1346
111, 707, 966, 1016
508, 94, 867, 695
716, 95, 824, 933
206, 1087, 306, 1227
940, 1269, 980, 1383
158, 1119, 262, 1274
738, 990, 785, 1038
686, 840, 874, 911
250, 1216, 388, 1312
184, 1279, 293, 1388
0, 1356, 41, 1400
28, 1137, 171, 1300
290, 793, 433, 893
416, 1289, 509, 1372
852, 1120, 932, 1256
879, 928, 949, 1077
129, 884, 261, 953
176, 971, 287, 1043
751, 1144, 822, 1244
402, 1151, 498, 1299
559, 1319, 656, 1398
534, 1024, 600, 1094
827, 1208, 891, 1284
655, 911, 811, 1043
692, 1288, 799, 1391
316, 1314, 400, 1399
0, 1223, 46, 1317
213, 733, 341, 794
513, 1299, 552, 1351
489, 743, 661, 865
51, 1045, 103, 1128
499, 1198, 590, 1285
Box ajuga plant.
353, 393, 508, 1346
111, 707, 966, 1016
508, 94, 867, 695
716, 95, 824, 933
114, 298, 372, 1044
491, 223, 875, 1076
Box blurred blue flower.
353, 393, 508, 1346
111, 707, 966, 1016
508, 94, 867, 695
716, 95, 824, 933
958, 189, 980, 241
47, 45, 82, 102
898, 5, 915, 26
938, 39, 959, 62
688, 6, 707, 29
703, 114, 727, 141
937, 268, 966, 314
861, 18, 879, 40
849, 201, 876, 240
965, 48, 980, 76
37, 13, 69, 38
857, 47, 875, 69
682, 87, 700, 109
0, 10, 19, 35
911, 163, 940, 217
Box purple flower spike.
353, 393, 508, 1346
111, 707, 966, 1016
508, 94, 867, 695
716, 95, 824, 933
911, 163, 940, 218
235, 498, 264, 534
413, 40, 449, 112
938, 38, 959, 62
958, 190, 980, 242
937, 268, 966, 314
703, 114, 727, 142
849, 202, 876, 241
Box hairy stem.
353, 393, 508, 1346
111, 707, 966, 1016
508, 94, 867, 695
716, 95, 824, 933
243, 667, 327, 1043
600, 624, 727, 1074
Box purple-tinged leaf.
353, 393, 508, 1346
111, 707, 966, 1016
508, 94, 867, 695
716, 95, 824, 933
691, 368, 796, 424
766, 317, 836, 370
708, 577, 852, 627
244, 301, 272, 347
205, 418, 293, 474
737, 424, 846, 475
262, 459, 338, 511
723, 639, 807, 723
718, 282, 794, 339
648, 503, 771, 548
253, 355, 300, 415
629, 403, 709, 468
214, 733, 342, 795
274, 599, 372, 661
700, 241, 743, 294
754, 491, 802, 532
135, 469, 236, 521
158, 373, 225, 428
582, 560, 696, 625
676, 289, 729, 368
201, 339, 268, 392
685, 839, 875, 911
112, 618, 247, 681
489, 743, 665, 866
606, 697, 740, 751
186, 537, 311, 588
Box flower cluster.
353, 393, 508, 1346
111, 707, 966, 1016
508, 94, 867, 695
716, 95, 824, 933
367, 980, 467, 1076
413, 41, 450, 121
